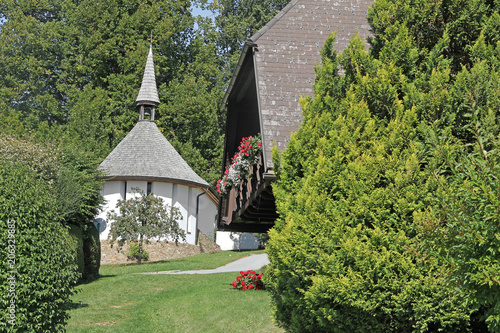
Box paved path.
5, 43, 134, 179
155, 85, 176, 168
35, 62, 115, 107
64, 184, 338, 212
138, 253, 270, 275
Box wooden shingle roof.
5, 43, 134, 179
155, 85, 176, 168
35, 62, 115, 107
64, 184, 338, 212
100, 45, 208, 188
99, 121, 209, 187
136, 45, 160, 106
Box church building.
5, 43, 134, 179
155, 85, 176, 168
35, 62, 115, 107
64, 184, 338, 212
96, 45, 218, 246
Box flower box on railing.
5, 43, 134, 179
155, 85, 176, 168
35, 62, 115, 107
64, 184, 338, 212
217, 134, 262, 197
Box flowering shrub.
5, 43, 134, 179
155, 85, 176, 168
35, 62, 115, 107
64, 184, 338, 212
231, 271, 264, 291
217, 134, 262, 196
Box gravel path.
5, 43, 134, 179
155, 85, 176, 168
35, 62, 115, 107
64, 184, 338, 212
138, 253, 270, 275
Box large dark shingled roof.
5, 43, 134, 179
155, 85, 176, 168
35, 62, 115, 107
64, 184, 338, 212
246, 0, 373, 168
99, 121, 209, 187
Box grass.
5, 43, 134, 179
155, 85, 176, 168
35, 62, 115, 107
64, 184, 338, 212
66, 250, 284, 332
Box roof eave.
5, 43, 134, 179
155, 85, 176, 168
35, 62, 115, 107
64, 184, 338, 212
100, 175, 210, 189
220, 0, 301, 109
220, 41, 255, 110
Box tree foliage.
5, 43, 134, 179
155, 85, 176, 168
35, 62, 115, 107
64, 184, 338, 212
0, 134, 102, 332
207, 0, 291, 76
0, 0, 294, 185
420, 121, 500, 331
265, 0, 500, 331
107, 188, 185, 264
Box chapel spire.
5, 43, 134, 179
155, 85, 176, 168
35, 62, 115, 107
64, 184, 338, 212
136, 44, 160, 121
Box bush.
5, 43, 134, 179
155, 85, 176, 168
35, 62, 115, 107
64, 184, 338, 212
127, 242, 149, 262
265, 2, 500, 327
231, 271, 264, 290
67, 224, 85, 277
0, 134, 103, 330
0, 159, 80, 332
419, 124, 500, 332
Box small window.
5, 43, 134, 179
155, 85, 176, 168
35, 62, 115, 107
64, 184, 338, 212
147, 182, 152, 196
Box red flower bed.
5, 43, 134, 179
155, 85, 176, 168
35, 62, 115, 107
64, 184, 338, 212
231, 270, 264, 291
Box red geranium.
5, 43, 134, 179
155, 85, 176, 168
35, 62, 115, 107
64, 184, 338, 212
231, 270, 265, 291
217, 134, 263, 197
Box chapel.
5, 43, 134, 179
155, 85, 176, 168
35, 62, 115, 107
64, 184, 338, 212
96, 45, 218, 245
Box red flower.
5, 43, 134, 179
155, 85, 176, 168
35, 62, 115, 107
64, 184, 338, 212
241, 280, 246, 286
248, 284, 254, 290
242, 286, 247, 290
257, 142, 262, 147
236, 276, 241, 281
232, 281, 237, 288
257, 274, 263, 279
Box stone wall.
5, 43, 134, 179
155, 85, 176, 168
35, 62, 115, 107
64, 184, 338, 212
100, 232, 221, 265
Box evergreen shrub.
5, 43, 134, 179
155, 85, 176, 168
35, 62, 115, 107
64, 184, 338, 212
265, 0, 499, 330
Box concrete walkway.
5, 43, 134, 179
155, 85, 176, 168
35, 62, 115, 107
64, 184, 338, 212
138, 253, 270, 275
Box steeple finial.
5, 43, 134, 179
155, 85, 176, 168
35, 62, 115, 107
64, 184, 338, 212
136, 44, 160, 121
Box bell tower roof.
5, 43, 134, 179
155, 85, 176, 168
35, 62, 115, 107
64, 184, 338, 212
136, 45, 160, 106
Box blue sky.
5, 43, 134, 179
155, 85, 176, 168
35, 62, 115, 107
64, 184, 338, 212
191, 3, 214, 19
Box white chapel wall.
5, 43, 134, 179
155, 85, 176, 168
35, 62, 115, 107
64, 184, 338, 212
97, 180, 217, 245
96, 180, 124, 240
197, 194, 217, 239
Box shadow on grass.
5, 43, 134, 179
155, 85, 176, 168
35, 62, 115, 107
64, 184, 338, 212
63, 301, 89, 310
76, 274, 117, 286
101, 258, 191, 268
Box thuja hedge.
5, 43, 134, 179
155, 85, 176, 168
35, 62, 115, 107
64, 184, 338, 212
265, 0, 499, 331
0, 159, 80, 332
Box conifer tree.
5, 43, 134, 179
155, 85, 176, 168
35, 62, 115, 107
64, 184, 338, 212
265, 0, 500, 331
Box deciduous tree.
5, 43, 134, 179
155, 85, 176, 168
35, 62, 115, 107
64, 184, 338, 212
107, 188, 185, 264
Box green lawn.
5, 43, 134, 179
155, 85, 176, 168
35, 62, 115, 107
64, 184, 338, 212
67, 251, 284, 332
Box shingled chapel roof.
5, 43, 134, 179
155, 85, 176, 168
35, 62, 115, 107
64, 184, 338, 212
99, 46, 209, 188
99, 121, 208, 186
136, 45, 160, 105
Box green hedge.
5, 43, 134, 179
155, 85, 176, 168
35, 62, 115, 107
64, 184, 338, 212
0, 160, 80, 332
266, 99, 473, 332
67, 223, 100, 281
67, 224, 85, 277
